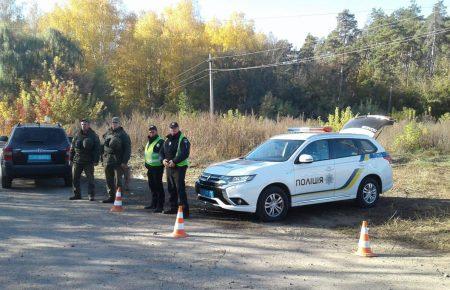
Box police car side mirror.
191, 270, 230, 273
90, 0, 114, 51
299, 154, 314, 163
0, 136, 8, 142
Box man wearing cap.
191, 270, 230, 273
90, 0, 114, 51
159, 122, 191, 217
101, 117, 132, 203
144, 125, 165, 212
69, 119, 100, 201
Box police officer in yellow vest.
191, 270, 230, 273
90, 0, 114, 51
159, 122, 190, 218
144, 125, 165, 212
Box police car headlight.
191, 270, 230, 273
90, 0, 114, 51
218, 175, 256, 185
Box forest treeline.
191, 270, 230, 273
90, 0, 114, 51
0, 0, 449, 126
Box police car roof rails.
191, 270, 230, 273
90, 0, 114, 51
287, 126, 333, 133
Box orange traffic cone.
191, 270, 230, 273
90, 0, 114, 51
356, 221, 376, 257
110, 187, 124, 212
172, 206, 188, 238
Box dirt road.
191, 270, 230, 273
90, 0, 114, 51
0, 178, 449, 289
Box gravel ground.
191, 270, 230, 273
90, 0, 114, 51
0, 177, 449, 290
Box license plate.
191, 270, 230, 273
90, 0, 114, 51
28, 154, 51, 162
200, 188, 214, 198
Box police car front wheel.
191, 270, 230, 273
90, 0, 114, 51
257, 186, 289, 222
356, 177, 380, 208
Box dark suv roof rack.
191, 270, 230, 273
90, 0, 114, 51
14, 123, 63, 128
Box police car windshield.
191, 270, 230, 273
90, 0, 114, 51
245, 139, 304, 162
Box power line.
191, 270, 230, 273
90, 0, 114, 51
177, 69, 208, 84
363, 14, 424, 31
171, 73, 212, 91
200, 15, 426, 62
212, 28, 450, 72
213, 46, 291, 60
170, 60, 208, 81
219, 5, 434, 21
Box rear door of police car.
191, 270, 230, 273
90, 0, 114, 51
330, 138, 362, 198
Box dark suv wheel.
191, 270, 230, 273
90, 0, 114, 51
356, 177, 380, 208
257, 185, 289, 222
1, 172, 12, 189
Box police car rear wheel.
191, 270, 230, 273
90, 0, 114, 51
357, 177, 380, 208
257, 186, 288, 222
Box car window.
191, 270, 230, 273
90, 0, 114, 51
355, 139, 377, 154
331, 139, 359, 159
300, 140, 330, 161
246, 139, 304, 162
11, 128, 68, 147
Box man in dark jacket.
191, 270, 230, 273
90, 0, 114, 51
144, 125, 165, 212
69, 119, 100, 201
101, 117, 131, 203
159, 122, 190, 218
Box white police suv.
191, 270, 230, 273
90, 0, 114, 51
195, 115, 394, 221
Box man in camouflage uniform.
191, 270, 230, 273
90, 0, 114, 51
69, 119, 100, 201
101, 117, 131, 203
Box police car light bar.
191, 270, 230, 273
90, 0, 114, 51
287, 126, 333, 133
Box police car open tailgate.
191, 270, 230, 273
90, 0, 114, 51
340, 115, 394, 138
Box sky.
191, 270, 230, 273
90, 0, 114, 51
20, 0, 448, 48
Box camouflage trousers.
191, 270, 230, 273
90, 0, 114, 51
72, 163, 95, 197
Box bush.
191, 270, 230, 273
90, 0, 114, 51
0, 69, 104, 135
325, 106, 355, 131
391, 107, 416, 121
393, 121, 427, 152
439, 112, 450, 122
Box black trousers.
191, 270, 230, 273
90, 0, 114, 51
166, 166, 188, 211
147, 166, 164, 209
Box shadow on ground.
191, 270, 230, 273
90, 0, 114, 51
11, 176, 449, 237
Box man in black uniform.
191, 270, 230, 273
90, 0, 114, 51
144, 125, 165, 212
101, 117, 131, 203
69, 119, 100, 201
159, 122, 190, 218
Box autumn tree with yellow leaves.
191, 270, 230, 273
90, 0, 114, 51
0, 0, 449, 131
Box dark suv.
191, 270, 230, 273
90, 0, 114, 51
0, 123, 72, 188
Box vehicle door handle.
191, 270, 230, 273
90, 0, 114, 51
325, 166, 334, 172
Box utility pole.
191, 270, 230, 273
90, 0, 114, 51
429, 7, 437, 75
208, 53, 214, 119
388, 85, 392, 114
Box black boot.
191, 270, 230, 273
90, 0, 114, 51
88, 196, 95, 201
69, 195, 82, 200
154, 208, 163, 213
183, 208, 190, 219
102, 197, 115, 203
163, 208, 177, 214
144, 202, 157, 210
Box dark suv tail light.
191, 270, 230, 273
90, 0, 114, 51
3, 147, 12, 161
65, 146, 71, 161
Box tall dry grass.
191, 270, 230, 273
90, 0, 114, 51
81, 112, 317, 166
378, 119, 450, 153
65, 112, 449, 167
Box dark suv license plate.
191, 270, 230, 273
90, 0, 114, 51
200, 188, 214, 198
28, 154, 51, 162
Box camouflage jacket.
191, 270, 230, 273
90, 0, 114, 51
101, 127, 131, 166
70, 128, 100, 164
